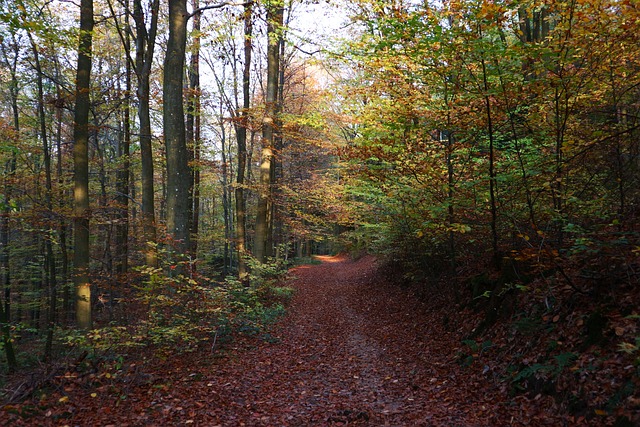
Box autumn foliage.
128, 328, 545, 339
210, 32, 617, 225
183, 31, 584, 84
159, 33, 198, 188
1, 0, 640, 425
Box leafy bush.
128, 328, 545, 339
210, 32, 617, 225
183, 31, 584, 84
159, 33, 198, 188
59, 252, 294, 360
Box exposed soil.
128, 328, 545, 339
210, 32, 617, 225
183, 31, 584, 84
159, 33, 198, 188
2, 255, 586, 425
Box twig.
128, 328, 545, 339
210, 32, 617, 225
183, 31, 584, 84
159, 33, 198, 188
211, 329, 219, 353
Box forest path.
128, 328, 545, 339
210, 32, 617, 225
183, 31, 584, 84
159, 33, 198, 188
158, 254, 533, 426
7, 255, 554, 426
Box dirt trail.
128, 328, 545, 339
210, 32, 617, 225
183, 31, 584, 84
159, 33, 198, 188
173, 255, 535, 426
6, 255, 557, 426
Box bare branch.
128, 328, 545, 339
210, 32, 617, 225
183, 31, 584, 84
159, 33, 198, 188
188, 1, 249, 19
293, 45, 321, 56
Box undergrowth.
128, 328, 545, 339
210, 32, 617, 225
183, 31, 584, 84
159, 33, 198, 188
0, 251, 295, 401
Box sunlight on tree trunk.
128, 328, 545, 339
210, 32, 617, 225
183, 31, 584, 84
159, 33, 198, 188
255, 0, 283, 263
73, 0, 94, 330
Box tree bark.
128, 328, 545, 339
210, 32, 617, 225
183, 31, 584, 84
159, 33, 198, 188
235, 1, 252, 279
220, 121, 231, 276
116, 3, 131, 276
254, 0, 283, 263
134, 0, 160, 267
478, 23, 500, 269
187, 0, 201, 259
0, 34, 19, 369
164, 0, 191, 254
29, 33, 58, 360
73, 0, 94, 330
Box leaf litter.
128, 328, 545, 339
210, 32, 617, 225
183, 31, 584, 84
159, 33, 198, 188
2, 255, 636, 426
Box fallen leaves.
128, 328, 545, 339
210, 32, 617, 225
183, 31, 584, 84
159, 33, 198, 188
2, 255, 639, 426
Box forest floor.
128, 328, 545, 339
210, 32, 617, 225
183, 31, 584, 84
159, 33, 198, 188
1, 255, 630, 426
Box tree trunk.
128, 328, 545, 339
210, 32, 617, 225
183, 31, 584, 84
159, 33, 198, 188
478, 23, 500, 270
221, 123, 231, 277
164, 0, 191, 255
73, 0, 94, 330
53, 57, 71, 324
116, 6, 131, 277
187, 0, 201, 259
235, 1, 252, 279
29, 34, 58, 360
271, 23, 288, 260
134, 0, 160, 267
0, 35, 19, 369
254, 0, 283, 263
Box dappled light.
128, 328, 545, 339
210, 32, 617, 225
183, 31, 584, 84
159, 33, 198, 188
313, 255, 348, 264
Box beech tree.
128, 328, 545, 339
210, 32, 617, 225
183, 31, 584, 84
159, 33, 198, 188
164, 0, 191, 255
133, 0, 160, 267
186, 0, 202, 260
254, 0, 284, 262
235, 0, 253, 278
73, 0, 94, 330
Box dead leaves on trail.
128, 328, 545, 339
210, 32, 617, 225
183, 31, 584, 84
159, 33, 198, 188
3, 255, 636, 425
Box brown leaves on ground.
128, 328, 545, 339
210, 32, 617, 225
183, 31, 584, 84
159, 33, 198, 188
2, 255, 637, 425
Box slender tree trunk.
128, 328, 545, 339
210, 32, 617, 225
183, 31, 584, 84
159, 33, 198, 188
235, 1, 252, 279
552, 86, 569, 245
221, 123, 230, 277
0, 38, 19, 369
164, 0, 191, 254
116, 7, 131, 276
187, 0, 201, 259
442, 78, 456, 271
29, 35, 58, 359
53, 58, 71, 324
480, 52, 500, 269
446, 133, 456, 269
255, 0, 283, 263
271, 24, 288, 260
134, 0, 159, 267
94, 120, 113, 276
73, 0, 94, 330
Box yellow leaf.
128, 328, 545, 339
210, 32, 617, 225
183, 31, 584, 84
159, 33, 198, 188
59, 396, 68, 403
91, 393, 97, 398
594, 409, 607, 416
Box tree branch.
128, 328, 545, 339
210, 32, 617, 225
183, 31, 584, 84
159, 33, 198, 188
188, 1, 249, 19
293, 45, 321, 56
